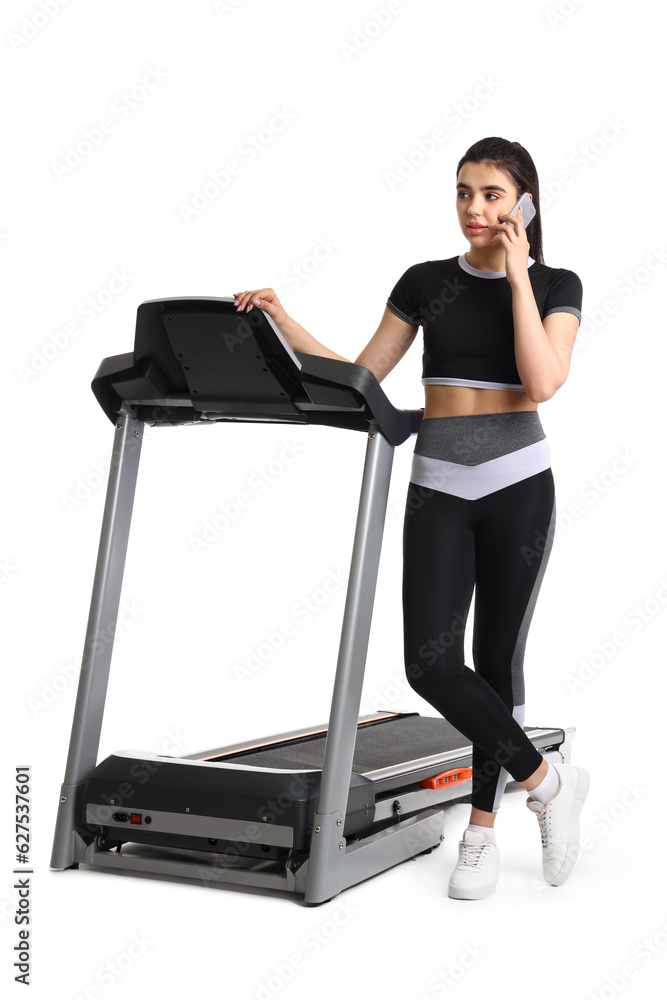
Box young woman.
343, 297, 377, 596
233, 136, 590, 900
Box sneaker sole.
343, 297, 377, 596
549, 766, 590, 887
448, 881, 497, 900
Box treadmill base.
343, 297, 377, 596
74, 805, 446, 901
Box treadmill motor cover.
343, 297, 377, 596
83, 753, 376, 853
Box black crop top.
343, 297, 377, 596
386, 254, 583, 391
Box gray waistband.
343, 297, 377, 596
414, 411, 545, 466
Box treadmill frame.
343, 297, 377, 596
52, 405, 454, 902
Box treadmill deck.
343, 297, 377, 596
191, 712, 565, 779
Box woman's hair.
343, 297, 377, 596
456, 137, 544, 265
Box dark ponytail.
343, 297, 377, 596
456, 137, 544, 265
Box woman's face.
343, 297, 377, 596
456, 161, 522, 248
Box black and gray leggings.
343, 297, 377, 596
402, 411, 556, 814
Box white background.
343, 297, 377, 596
2, 1, 666, 997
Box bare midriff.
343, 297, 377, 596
423, 383, 538, 419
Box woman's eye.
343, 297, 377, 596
457, 191, 501, 199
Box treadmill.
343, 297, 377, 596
50, 296, 576, 904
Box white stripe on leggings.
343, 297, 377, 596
410, 438, 551, 500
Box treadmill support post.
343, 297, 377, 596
51, 411, 144, 870
305, 421, 395, 904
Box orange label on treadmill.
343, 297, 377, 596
419, 767, 473, 789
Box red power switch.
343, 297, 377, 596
419, 767, 473, 789
130, 813, 142, 824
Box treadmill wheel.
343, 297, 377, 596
94, 830, 119, 852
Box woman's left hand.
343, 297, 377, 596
488, 207, 530, 282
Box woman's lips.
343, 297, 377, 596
467, 223, 486, 234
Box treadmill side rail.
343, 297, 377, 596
51, 413, 144, 870
305, 423, 394, 904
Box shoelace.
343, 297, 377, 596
458, 841, 487, 867
533, 806, 552, 849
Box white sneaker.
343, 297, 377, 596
526, 762, 590, 886
448, 829, 499, 900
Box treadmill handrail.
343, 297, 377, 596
90, 297, 424, 445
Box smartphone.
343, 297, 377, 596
502, 191, 535, 230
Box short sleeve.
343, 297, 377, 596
387, 263, 423, 327
543, 269, 583, 324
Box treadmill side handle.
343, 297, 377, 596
419, 767, 473, 790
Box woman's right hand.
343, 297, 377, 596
233, 287, 288, 327
233, 285, 348, 363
